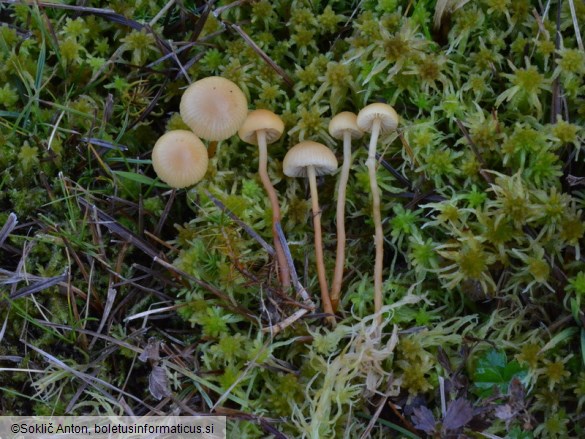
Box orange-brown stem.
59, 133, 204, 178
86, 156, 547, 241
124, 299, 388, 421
208, 141, 218, 158
257, 131, 291, 290
307, 165, 335, 325
330, 131, 352, 312
366, 119, 384, 325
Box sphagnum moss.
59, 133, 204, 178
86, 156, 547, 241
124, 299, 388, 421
1, 0, 585, 436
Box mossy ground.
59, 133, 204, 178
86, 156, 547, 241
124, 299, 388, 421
1, 0, 584, 437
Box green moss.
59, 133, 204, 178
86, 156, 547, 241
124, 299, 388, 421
2, 0, 585, 435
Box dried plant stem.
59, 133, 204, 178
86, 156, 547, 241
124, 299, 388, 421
568, 0, 584, 51
307, 165, 335, 324
261, 307, 310, 335
330, 131, 352, 311
261, 223, 317, 334
257, 131, 291, 290
366, 119, 384, 324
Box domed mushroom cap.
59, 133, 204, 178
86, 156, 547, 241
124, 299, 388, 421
357, 103, 399, 134
180, 76, 248, 141
329, 112, 364, 140
283, 141, 338, 178
238, 109, 284, 145
152, 130, 209, 188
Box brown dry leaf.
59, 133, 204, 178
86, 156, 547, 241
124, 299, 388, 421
139, 337, 161, 362
149, 365, 171, 400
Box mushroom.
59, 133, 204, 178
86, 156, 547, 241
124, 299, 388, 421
238, 109, 290, 289
151, 130, 209, 188
180, 76, 248, 142
356, 103, 399, 320
283, 140, 338, 322
328, 112, 363, 312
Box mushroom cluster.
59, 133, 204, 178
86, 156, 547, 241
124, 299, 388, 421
152, 76, 249, 190
278, 102, 399, 323
151, 74, 402, 326
152, 77, 293, 290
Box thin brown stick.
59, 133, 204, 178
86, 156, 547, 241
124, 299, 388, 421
260, 221, 321, 332
359, 382, 404, 439
205, 189, 274, 256
152, 257, 257, 322
261, 307, 311, 335
551, 0, 563, 123
275, 222, 304, 299
225, 22, 294, 88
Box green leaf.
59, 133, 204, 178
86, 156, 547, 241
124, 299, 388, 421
0, 111, 20, 118
581, 329, 585, 367
112, 170, 168, 188
540, 327, 577, 353
473, 349, 528, 397
508, 426, 534, 439
35, 35, 46, 92
107, 157, 153, 164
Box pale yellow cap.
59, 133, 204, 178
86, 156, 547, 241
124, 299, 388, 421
238, 109, 284, 145
328, 112, 363, 140
152, 130, 208, 188
180, 76, 248, 141
283, 141, 338, 178
357, 103, 399, 133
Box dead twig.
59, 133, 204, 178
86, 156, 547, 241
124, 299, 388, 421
224, 21, 294, 88
205, 189, 274, 256
261, 307, 311, 335
154, 189, 176, 237
190, 0, 219, 44
152, 257, 257, 322
567, 0, 584, 51
23, 340, 161, 414
78, 197, 163, 259
261, 223, 318, 335
8, 272, 68, 300
551, 0, 563, 122
0, 213, 18, 248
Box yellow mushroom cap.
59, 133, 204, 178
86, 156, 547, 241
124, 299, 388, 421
328, 112, 364, 140
238, 109, 284, 145
151, 130, 209, 188
356, 103, 399, 134
283, 141, 338, 178
180, 76, 248, 141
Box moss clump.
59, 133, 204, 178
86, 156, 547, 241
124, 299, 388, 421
1, 0, 584, 436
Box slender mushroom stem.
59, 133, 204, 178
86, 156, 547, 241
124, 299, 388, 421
208, 140, 218, 158
366, 118, 384, 323
257, 130, 291, 289
307, 165, 335, 323
330, 130, 353, 311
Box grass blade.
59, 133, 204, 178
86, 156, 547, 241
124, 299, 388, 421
113, 170, 168, 188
